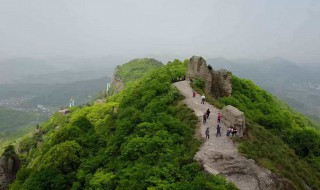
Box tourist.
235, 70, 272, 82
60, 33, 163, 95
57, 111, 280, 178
217, 113, 221, 123
232, 127, 238, 136
206, 109, 210, 119
201, 94, 206, 104
216, 124, 221, 137
203, 113, 207, 124
227, 126, 232, 136
193, 90, 196, 97
205, 127, 210, 139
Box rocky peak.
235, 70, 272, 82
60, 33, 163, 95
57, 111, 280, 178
0, 146, 20, 190
187, 56, 232, 98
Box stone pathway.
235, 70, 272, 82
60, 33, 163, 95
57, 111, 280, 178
173, 80, 293, 190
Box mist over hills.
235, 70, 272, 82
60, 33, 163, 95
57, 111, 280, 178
207, 57, 320, 123
0, 57, 115, 147
0, 56, 125, 84
0, 77, 110, 109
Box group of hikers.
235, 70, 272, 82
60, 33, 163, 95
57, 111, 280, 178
193, 90, 237, 139
205, 112, 222, 139
226, 126, 238, 137
171, 75, 186, 83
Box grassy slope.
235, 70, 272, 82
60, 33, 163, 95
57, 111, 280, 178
115, 58, 163, 84
11, 59, 236, 190
193, 75, 320, 189
190, 73, 320, 189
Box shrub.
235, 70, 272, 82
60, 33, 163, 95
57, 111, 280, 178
193, 78, 205, 90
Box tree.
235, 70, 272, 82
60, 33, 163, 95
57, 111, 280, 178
42, 141, 81, 174
89, 170, 116, 190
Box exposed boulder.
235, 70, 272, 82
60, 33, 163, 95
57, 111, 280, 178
0, 146, 20, 190
221, 105, 246, 137
187, 56, 232, 98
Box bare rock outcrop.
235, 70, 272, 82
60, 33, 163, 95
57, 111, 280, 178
110, 66, 124, 94
187, 56, 232, 98
0, 146, 20, 190
197, 150, 295, 190
221, 105, 246, 137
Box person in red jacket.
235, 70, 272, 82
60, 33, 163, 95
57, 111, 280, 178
217, 113, 221, 123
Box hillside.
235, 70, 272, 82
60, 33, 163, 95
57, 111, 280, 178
0, 107, 45, 146
207, 57, 320, 123
9, 59, 236, 189
189, 57, 320, 189
218, 76, 320, 189
114, 58, 163, 84
6, 57, 320, 190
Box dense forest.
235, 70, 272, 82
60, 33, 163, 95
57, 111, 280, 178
7, 58, 320, 189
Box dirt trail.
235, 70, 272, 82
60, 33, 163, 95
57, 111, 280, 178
173, 80, 293, 190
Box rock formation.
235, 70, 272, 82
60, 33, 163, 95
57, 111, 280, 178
0, 146, 20, 190
221, 105, 246, 137
110, 66, 124, 94
186, 56, 232, 98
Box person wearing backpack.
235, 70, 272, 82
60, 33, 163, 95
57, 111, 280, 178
201, 94, 205, 104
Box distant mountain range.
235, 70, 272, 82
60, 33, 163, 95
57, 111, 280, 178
0, 57, 115, 149
0, 77, 110, 110
0, 56, 124, 84
207, 57, 320, 123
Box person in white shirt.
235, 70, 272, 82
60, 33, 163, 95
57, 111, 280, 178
201, 94, 205, 104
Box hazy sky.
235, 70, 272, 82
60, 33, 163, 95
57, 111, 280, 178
0, 0, 320, 63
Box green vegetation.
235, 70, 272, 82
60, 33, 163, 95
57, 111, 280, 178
0, 107, 44, 147
115, 58, 163, 84
193, 78, 205, 90
11, 59, 236, 189
207, 57, 320, 125
237, 122, 320, 189
189, 68, 320, 189
8, 57, 320, 190
218, 76, 320, 189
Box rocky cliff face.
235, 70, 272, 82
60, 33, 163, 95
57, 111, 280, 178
0, 146, 20, 190
187, 56, 232, 98
110, 66, 124, 94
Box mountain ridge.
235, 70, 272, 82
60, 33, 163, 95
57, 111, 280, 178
3, 57, 320, 190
